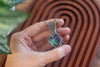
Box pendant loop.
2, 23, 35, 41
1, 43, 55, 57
46, 19, 57, 34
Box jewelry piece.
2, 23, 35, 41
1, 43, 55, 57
45, 19, 63, 47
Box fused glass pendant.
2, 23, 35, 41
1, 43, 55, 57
47, 20, 63, 47
49, 33, 63, 47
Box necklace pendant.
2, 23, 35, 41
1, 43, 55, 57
49, 33, 63, 47
46, 19, 63, 47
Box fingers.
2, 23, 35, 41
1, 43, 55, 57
22, 19, 64, 37
57, 27, 71, 36
39, 45, 71, 64
32, 31, 51, 42
33, 27, 70, 42
64, 35, 70, 41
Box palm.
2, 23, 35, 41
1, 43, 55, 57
28, 26, 70, 52
29, 30, 54, 52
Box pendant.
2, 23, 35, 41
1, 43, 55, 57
46, 19, 63, 47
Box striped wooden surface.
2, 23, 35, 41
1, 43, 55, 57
0, 0, 100, 67
17, 0, 100, 67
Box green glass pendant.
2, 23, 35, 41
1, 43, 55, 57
47, 20, 63, 47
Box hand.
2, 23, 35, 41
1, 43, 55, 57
5, 19, 71, 67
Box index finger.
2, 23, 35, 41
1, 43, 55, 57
22, 19, 64, 37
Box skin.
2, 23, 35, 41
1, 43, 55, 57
5, 19, 71, 67
16, 1, 100, 67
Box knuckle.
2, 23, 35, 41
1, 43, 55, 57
52, 49, 61, 60
56, 50, 61, 59
11, 32, 21, 39
56, 48, 65, 59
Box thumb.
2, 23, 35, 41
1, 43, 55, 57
39, 45, 71, 65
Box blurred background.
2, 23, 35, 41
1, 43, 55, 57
0, 0, 99, 67
16, 0, 100, 67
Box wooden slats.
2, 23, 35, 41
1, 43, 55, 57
0, 0, 100, 67
21, 0, 99, 67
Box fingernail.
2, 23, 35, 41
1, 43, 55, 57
57, 45, 71, 58
62, 45, 71, 54
59, 19, 64, 22
66, 28, 71, 33
66, 35, 70, 40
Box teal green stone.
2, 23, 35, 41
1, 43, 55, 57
49, 34, 63, 47
50, 37, 58, 45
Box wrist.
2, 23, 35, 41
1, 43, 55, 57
5, 53, 23, 67
5, 53, 44, 67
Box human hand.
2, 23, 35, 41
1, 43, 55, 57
5, 19, 71, 67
